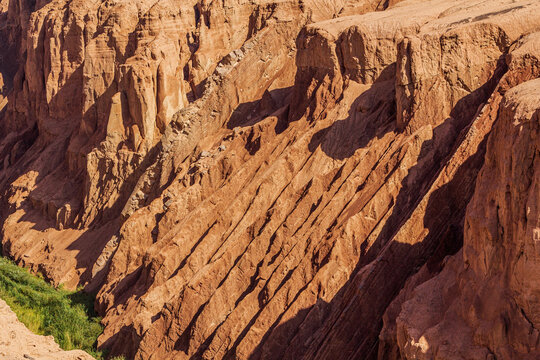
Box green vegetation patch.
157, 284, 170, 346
0, 257, 104, 358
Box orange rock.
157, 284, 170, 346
393, 35, 540, 360
1, 1, 539, 359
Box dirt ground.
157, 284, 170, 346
0, 298, 94, 360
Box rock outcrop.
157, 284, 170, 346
380, 29, 540, 360
0, 0, 539, 359
392, 47, 540, 360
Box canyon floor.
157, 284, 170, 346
0, 298, 94, 360
0, 0, 539, 359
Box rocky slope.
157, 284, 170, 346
0, 298, 94, 360
0, 0, 539, 359
393, 70, 540, 360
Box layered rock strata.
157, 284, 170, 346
392, 47, 540, 360
0, 0, 539, 359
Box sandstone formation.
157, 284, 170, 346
381, 30, 540, 360
0, 0, 539, 359
393, 60, 540, 360
0, 298, 94, 360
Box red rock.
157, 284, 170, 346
393, 35, 540, 360
1, 1, 539, 359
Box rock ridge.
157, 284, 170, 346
0, 0, 539, 359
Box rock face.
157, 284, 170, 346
393, 62, 540, 360
0, 298, 94, 360
0, 0, 539, 359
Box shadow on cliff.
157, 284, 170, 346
95, 57, 506, 359
100, 323, 140, 359
227, 87, 293, 131
307, 79, 396, 160
235, 59, 507, 360
0, 62, 167, 295
241, 122, 490, 360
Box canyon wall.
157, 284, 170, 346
0, 0, 539, 359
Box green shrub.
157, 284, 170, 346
0, 257, 105, 358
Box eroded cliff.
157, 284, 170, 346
0, 0, 539, 359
